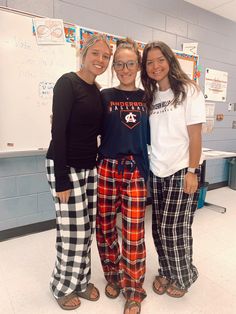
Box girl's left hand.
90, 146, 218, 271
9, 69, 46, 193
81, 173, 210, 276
56, 189, 71, 203
183, 172, 198, 194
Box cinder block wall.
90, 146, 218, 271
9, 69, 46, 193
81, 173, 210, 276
0, 0, 236, 232
0, 155, 54, 232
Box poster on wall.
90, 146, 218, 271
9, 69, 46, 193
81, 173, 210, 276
202, 102, 215, 133
64, 24, 77, 44
204, 68, 228, 102
182, 42, 198, 55
33, 18, 66, 44
174, 50, 199, 81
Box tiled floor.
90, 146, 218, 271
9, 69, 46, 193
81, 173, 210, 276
0, 187, 236, 314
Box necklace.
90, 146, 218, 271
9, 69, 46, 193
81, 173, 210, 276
116, 86, 138, 101
122, 91, 131, 101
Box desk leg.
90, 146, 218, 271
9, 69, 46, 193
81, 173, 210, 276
201, 160, 206, 184
204, 202, 226, 214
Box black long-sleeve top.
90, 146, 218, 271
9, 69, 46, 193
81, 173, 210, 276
46, 72, 103, 192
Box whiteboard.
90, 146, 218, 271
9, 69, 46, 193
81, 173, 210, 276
0, 9, 77, 153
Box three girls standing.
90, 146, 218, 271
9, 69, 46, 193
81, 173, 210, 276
47, 32, 205, 312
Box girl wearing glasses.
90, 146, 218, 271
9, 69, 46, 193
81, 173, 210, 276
46, 34, 111, 310
141, 41, 205, 298
96, 38, 149, 314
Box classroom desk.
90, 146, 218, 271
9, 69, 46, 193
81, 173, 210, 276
201, 148, 236, 213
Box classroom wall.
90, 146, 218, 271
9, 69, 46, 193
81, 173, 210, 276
0, 0, 236, 233
0, 155, 54, 232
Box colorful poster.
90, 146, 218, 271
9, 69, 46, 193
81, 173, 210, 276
64, 25, 77, 44
174, 50, 199, 81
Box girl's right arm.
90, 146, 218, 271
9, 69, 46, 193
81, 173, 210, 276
51, 75, 74, 195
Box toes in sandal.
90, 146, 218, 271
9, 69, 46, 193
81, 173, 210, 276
124, 300, 141, 314
105, 282, 121, 299
57, 292, 81, 310
166, 283, 187, 298
77, 283, 100, 301
152, 275, 170, 295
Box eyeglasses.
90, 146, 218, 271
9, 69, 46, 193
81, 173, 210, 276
113, 60, 138, 71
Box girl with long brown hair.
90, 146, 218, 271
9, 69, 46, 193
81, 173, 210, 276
141, 41, 206, 298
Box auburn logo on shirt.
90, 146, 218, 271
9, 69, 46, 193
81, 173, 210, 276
120, 110, 141, 129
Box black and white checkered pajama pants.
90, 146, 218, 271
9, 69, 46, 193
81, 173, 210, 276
150, 168, 200, 290
46, 159, 97, 298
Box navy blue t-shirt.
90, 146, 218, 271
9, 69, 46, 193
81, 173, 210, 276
98, 87, 149, 181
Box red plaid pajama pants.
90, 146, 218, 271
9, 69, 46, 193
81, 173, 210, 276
96, 157, 147, 302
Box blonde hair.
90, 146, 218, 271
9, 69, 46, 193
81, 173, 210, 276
80, 33, 112, 63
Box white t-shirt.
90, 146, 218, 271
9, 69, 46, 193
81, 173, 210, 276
149, 85, 206, 177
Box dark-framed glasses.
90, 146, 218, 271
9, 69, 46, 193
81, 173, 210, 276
113, 60, 138, 71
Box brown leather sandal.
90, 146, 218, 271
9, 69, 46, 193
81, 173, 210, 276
166, 282, 188, 298
57, 292, 81, 310
76, 283, 100, 301
105, 282, 121, 299
152, 275, 170, 295
124, 300, 141, 314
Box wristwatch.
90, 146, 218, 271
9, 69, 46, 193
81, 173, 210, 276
187, 167, 200, 174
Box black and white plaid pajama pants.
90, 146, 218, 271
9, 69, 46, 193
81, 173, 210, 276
46, 159, 97, 298
150, 168, 200, 290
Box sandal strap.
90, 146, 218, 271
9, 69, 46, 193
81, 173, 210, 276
85, 283, 94, 295
77, 282, 99, 301
106, 282, 120, 290
155, 275, 170, 288
167, 283, 188, 297
170, 282, 188, 292
105, 282, 121, 298
125, 300, 141, 310
57, 292, 78, 306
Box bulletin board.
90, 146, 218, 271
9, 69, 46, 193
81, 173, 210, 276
174, 50, 199, 81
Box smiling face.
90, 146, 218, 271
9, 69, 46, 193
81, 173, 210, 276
113, 48, 139, 90
146, 48, 170, 91
81, 40, 111, 82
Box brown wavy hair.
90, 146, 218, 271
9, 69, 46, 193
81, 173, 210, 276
141, 41, 198, 110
